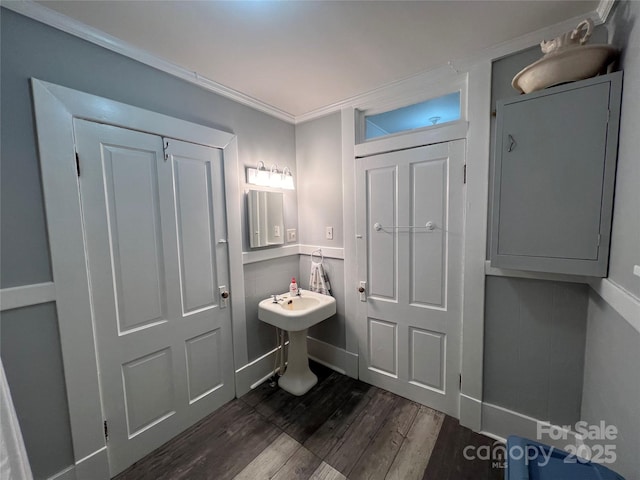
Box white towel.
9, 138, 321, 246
309, 261, 332, 296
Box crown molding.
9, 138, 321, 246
2, 0, 296, 124
295, 7, 608, 123
4, 0, 611, 125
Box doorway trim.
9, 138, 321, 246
341, 64, 490, 431
31, 79, 247, 479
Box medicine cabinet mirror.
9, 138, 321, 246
247, 189, 285, 248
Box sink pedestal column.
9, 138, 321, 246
278, 329, 317, 396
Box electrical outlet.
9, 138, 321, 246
326, 226, 334, 240
274, 225, 281, 237
287, 229, 297, 242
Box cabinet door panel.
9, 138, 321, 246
497, 82, 610, 260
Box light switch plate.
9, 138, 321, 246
326, 226, 334, 240
274, 225, 281, 237
634, 265, 640, 278
287, 229, 297, 242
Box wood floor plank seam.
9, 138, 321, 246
232, 432, 302, 480
323, 390, 399, 477
347, 397, 421, 480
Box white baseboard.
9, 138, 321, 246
480, 430, 506, 444
459, 393, 482, 431
234, 344, 288, 397
234, 337, 356, 397
75, 446, 110, 480
47, 447, 110, 480
307, 336, 358, 379
481, 402, 581, 451
47, 465, 76, 480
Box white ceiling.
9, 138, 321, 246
35, 0, 599, 117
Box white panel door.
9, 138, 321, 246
356, 140, 465, 417
74, 120, 234, 475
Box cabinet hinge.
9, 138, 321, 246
459, 373, 462, 389
75, 152, 80, 177
463, 164, 467, 184
103, 420, 108, 440
597, 234, 601, 247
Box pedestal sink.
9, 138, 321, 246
258, 291, 336, 396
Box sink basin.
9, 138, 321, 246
279, 296, 320, 311
258, 290, 336, 396
259, 291, 336, 331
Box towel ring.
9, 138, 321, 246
311, 248, 323, 263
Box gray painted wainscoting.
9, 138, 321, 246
299, 256, 346, 350
244, 256, 300, 362
0, 303, 75, 478
582, 290, 640, 480
483, 277, 588, 425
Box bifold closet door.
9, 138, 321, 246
74, 120, 234, 475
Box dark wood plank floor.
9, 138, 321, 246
115, 362, 504, 480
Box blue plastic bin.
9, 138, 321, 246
506, 435, 626, 480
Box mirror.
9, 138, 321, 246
247, 190, 285, 248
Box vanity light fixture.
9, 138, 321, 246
246, 162, 295, 190
281, 166, 295, 190
246, 161, 270, 186
269, 164, 282, 188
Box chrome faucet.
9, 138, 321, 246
271, 294, 282, 303
296, 288, 302, 297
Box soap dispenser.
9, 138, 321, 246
289, 277, 298, 296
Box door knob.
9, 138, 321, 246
358, 281, 367, 302
219, 286, 229, 308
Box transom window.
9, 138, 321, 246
363, 91, 461, 141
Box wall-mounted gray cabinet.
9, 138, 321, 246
491, 72, 622, 276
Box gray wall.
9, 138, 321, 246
295, 111, 344, 248
607, 0, 640, 298
1, 8, 296, 478
579, 4, 640, 479
483, 277, 588, 424
484, 13, 640, 480
482, 38, 609, 424
582, 291, 640, 480
295, 112, 347, 351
